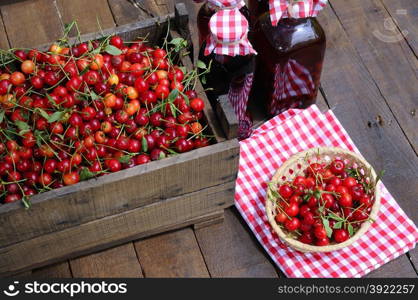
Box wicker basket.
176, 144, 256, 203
266, 147, 381, 253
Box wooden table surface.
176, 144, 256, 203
1, 0, 417, 278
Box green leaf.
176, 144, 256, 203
328, 212, 344, 222
183, 93, 190, 105
167, 88, 179, 103
47, 111, 65, 123
178, 66, 187, 75
90, 90, 99, 101
165, 148, 178, 155
170, 37, 185, 46
36, 108, 50, 121
34, 130, 44, 147
141, 136, 148, 153
104, 44, 122, 56
0, 110, 5, 123
158, 151, 166, 160
376, 170, 385, 184
322, 218, 333, 238
314, 190, 322, 200
80, 167, 95, 181
14, 120, 30, 133
348, 224, 354, 237
169, 37, 187, 52
333, 221, 343, 229
118, 155, 132, 164
170, 102, 177, 118
196, 60, 207, 70
45, 93, 59, 108
201, 75, 207, 85
91, 47, 102, 55
269, 187, 280, 201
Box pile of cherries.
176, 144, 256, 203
0, 34, 210, 206
272, 158, 376, 246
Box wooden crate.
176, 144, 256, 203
0, 3, 239, 277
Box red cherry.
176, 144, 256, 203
333, 229, 349, 243
284, 217, 301, 231
278, 184, 293, 199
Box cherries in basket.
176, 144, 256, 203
269, 159, 379, 246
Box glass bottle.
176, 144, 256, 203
198, 8, 256, 140
248, 0, 269, 24
252, 1, 326, 115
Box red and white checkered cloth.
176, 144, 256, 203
204, 8, 257, 56
207, 0, 245, 10
269, 0, 328, 26
228, 73, 254, 139
268, 59, 315, 115
235, 105, 418, 277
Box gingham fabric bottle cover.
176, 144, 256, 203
204, 5, 257, 139
268, 0, 328, 25
206, 0, 245, 10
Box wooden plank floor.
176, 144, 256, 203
1, 0, 417, 278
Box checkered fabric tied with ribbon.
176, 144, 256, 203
235, 105, 418, 277
204, 8, 256, 56
269, 0, 328, 26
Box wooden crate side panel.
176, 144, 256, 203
35, 16, 169, 51
0, 140, 239, 247
0, 181, 235, 276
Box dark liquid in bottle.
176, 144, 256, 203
252, 15, 326, 115
248, 0, 269, 24
198, 44, 255, 139
197, 4, 251, 46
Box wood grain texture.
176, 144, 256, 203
32, 262, 72, 278
7, 270, 32, 278
0, 14, 9, 49
381, 0, 418, 56
407, 248, 418, 276
318, 5, 418, 224
135, 228, 209, 278
0, 0, 63, 47
144, 0, 173, 16
107, 0, 149, 25
0, 181, 235, 276
0, 140, 239, 247
70, 243, 143, 278
318, 4, 418, 277
56, 0, 115, 35
330, 0, 418, 154
366, 254, 417, 278
216, 95, 239, 139
195, 209, 279, 278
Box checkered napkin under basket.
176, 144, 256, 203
235, 105, 418, 277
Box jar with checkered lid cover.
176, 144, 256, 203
251, 0, 327, 116
198, 6, 257, 140
195, 0, 250, 47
